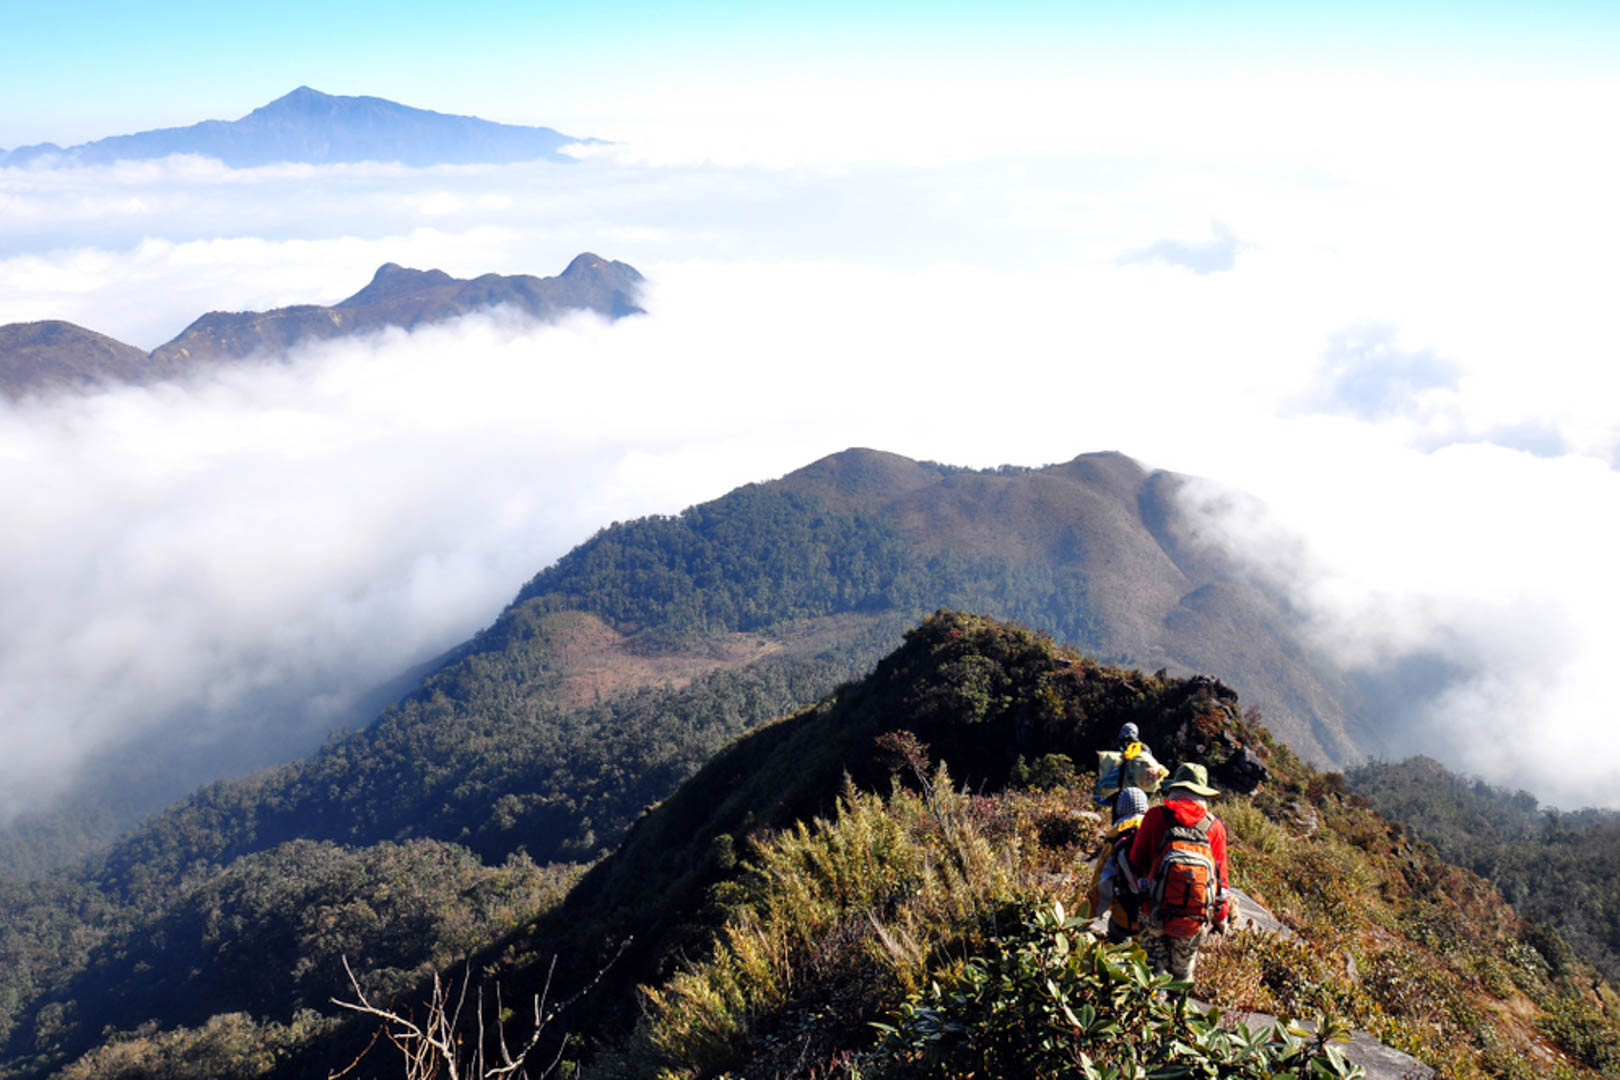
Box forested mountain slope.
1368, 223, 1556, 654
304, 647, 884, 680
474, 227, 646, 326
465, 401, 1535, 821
0, 473, 1113, 1077
1351, 756, 1620, 981
0, 445, 1364, 882
771, 448, 1367, 763
83, 446, 1365, 896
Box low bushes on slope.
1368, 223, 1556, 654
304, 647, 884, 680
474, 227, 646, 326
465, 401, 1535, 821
865, 902, 1365, 1080
608, 762, 1364, 1080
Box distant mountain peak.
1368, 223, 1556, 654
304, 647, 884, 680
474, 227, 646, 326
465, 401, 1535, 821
1, 253, 644, 396
560, 252, 644, 285
2, 89, 597, 169
249, 85, 338, 116
341, 263, 459, 306
563, 252, 612, 274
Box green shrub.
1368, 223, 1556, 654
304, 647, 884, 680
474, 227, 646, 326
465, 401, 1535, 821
1538, 991, 1620, 1073
1222, 796, 1285, 857
1011, 753, 1079, 792
1523, 922, 1579, 981
864, 901, 1365, 1079
1503, 938, 1552, 994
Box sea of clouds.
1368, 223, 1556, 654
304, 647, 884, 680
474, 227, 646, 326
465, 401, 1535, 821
2, 70, 1617, 826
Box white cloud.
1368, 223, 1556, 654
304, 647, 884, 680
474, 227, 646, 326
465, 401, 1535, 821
8, 251, 1619, 813
0, 307, 698, 822
1118, 222, 1241, 275
1174, 439, 1620, 805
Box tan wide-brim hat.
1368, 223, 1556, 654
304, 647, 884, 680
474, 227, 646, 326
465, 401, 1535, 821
1165, 762, 1220, 797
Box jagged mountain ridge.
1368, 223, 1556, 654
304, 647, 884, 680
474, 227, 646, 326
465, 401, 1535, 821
0, 252, 643, 397
149, 251, 644, 368
0, 86, 596, 169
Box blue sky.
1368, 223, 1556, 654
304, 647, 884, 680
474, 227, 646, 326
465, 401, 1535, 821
5, 1, 1618, 147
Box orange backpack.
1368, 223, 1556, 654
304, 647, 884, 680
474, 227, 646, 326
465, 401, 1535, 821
1149, 812, 1219, 938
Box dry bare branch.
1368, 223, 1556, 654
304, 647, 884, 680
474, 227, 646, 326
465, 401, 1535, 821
328, 940, 630, 1080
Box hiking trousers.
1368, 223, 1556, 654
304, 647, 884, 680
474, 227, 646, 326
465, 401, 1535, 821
1142, 925, 1207, 982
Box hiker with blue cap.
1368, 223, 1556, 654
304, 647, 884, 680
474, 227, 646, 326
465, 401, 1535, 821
1092, 722, 1169, 806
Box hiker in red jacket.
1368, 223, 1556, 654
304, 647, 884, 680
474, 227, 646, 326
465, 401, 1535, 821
1127, 762, 1231, 983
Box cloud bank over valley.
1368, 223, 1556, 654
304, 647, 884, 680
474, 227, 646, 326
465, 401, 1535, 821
3, 67, 1618, 819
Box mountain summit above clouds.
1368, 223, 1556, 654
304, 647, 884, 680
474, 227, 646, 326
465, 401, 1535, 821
150, 251, 643, 368
0, 86, 598, 168
0, 253, 643, 396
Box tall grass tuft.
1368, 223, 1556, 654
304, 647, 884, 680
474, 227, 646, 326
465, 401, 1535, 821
627, 767, 1023, 1078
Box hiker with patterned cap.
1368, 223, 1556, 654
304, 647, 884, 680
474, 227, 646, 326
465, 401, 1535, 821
1088, 785, 1150, 943
1127, 762, 1231, 984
